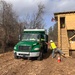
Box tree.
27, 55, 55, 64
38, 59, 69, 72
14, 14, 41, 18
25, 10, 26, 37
24, 4, 45, 29
48, 26, 53, 41
48, 23, 58, 42
0, 0, 20, 52
53, 23, 58, 41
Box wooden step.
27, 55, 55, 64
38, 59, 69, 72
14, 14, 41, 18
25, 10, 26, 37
60, 35, 68, 37
61, 32, 66, 34
60, 28, 69, 57
61, 45, 69, 47
63, 49, 69, 50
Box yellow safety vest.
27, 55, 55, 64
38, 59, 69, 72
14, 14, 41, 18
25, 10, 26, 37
50, 42, 57, 49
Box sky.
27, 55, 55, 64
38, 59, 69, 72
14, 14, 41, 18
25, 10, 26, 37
4, 0, 75, 30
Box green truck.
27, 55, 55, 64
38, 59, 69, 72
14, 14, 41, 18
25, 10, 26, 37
14, 29, 48, 60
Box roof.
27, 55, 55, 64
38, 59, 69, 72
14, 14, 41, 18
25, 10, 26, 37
24, 29, 45, 32
54, 11, 75, 15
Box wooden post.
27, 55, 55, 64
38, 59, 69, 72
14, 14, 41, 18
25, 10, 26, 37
58, 16, 61, 48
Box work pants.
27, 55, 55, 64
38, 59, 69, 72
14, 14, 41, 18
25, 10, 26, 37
52, 48, 64, 58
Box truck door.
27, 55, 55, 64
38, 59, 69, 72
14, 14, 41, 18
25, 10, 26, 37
44, 34, 48, 53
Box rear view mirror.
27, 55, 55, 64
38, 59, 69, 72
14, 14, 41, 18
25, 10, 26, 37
37, 34, 41, 42
19, 35, 21, 41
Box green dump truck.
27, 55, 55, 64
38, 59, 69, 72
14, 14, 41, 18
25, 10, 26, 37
14, 29, 48, 60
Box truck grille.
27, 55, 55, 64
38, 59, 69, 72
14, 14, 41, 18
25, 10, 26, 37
18, 46, 30, 51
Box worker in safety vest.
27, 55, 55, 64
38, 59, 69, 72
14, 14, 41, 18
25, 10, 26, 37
50, 40, 65, 58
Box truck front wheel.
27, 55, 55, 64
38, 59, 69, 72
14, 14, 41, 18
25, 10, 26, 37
37, 51, 43, 60
14, 53, 19, 59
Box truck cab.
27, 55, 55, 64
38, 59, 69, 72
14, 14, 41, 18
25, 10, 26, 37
14, 29, 48, 60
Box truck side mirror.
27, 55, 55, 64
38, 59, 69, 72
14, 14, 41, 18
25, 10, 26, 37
37, 34, 41, 42
44, 34, 48, 42
19, 35, 21, 41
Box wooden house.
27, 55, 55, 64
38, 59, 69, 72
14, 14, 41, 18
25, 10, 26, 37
54, 11, 75, 57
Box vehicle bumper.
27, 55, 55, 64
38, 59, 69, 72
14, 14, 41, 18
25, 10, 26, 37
14, 51, 40, 57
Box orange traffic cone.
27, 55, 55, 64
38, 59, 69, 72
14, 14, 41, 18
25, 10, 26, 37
57, 56, 61, 63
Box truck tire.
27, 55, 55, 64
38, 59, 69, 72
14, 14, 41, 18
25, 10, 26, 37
14, 53, 19, 59
44, 46, 48, 53
37, 51, 43, 60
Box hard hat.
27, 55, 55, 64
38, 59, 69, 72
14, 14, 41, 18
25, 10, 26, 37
50, 40, 53, 42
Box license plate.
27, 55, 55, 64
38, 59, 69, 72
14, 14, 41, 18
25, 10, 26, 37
23, 54, 29, 57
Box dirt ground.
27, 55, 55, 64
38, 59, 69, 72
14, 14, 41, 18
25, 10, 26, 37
0, 50, 75, 75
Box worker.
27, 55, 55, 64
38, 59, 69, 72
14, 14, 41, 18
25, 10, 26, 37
50, 40, 65, 58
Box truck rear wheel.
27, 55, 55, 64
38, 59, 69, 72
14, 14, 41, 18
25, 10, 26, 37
37, 52, 43, 60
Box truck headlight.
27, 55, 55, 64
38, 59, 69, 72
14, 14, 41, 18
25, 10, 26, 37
14, 47, 16, 49
34, 48, 39, 50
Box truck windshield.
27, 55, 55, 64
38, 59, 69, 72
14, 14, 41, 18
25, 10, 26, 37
22, 33, 39, 41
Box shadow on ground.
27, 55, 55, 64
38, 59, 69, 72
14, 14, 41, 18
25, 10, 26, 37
43, 49, 52, 59
29, 49, 52, 61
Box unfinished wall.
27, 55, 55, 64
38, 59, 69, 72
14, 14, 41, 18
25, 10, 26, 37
66, 14, 75, 30
54, 11, 75, 57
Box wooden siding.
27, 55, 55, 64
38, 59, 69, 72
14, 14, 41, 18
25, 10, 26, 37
66, 15, 75, 30
69, 41, 75, 50
58, 16, 61, 48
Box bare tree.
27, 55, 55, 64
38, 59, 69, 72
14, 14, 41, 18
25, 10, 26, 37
48, 26, 53, 41
32, 4, 45, 29
0, 0, 20, 52
24, 4, 45, 29
48, 23, 58, 42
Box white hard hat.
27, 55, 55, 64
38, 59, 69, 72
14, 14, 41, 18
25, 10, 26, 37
50, 40, 53, 42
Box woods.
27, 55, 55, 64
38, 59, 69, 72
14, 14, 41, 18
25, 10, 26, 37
0, 0, 20, 52
48, 23, 58, 42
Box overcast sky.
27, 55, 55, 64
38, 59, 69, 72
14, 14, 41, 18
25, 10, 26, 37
4, 0, 75, 30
